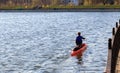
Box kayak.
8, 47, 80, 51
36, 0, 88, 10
71, 43, 87, 57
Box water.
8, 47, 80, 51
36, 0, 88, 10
0, 12, 120, 73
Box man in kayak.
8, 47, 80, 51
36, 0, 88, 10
73, 32, 85, 51
75, 32, 85, 47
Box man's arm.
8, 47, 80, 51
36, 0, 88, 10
82, 36, 85, 39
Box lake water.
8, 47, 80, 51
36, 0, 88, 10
0, 12, 120, 73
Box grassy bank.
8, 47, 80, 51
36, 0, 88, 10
44, 5, 120, 9
0, 5, 120, 10
0, 5, 32, 10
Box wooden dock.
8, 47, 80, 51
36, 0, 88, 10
116, 50, 120, 73
105, 20, 120, 73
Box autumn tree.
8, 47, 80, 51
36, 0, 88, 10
92, 0, 105, 5
84, 0, 92, 5
51, 0, 60, 6
115, 0, 120, 5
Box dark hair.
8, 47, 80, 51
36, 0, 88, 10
78, 32, 81, 35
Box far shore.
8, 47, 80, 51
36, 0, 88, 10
0, 8, 120, 12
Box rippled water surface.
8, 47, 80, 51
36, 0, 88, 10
0, 12, 120, 73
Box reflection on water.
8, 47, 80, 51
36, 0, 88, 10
0, 12, 119, 73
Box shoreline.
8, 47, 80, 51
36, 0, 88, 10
0, 8, 120, 12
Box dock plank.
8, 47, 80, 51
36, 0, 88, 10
116, 50, 120, 73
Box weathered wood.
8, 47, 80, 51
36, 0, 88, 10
119, 19, 120, 24
112, 27, 115, 35
112, 22, 120, 73
116, 22, 118, 28
106, 20, 120, 73
108, 38, 112, 49
105, 49, 112, 73
115, 50, 120, 73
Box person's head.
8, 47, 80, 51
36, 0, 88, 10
78, 32, 81, 36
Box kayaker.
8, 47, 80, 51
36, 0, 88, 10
75, 32, 85, 47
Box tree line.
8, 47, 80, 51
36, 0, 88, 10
0, 0, 120, 9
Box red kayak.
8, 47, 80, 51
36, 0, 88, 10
71, 43, 87, 57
